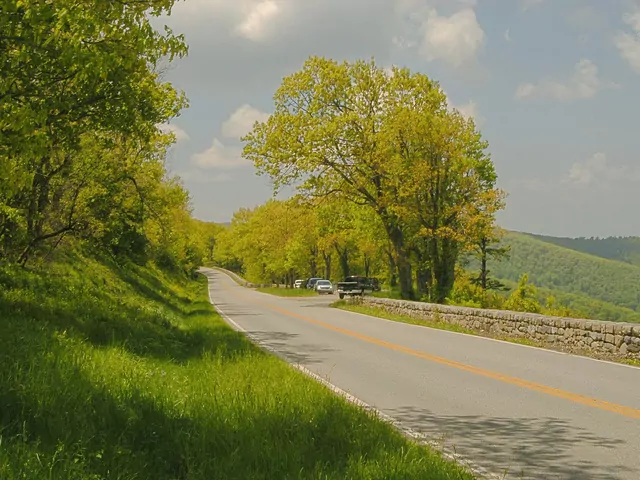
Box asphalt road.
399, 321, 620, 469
202, 268, 640, 480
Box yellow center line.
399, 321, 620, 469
220, 277, 640, 420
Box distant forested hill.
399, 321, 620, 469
523, 233, 640, 267
473, 231, 640, 321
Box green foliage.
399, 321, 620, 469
242, 57, 504, 301
0, 251, 473, 479
482, 231, 640, 314
0, 0, 193, 269
503, 274, 542, 314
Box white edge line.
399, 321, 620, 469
200, 269, 504, 480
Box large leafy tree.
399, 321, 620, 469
243, 57, 503, 300
0, 0, 188, 262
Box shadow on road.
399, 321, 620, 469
385, 405, 632, 480
248, 330, 338, 366
214, 301, 265, 318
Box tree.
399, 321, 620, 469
471, 228, 511, 292
244, 57, 502, 300
503, 274, 542, 313
0, 0, 187, 263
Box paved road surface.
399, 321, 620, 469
202, 269, 640, 479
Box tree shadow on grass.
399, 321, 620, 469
0, 318, 469, 480
385, 405, 634, 480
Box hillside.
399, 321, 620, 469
523, 233, 640, 267
482, 232, 640, 320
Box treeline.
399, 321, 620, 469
0, 1, 210, 275
525, 233, 640, 267
213, 198, 584, 318
238, 57, 506, 303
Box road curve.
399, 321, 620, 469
202, 268, 640, 480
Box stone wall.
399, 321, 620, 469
350, 297, 640, 359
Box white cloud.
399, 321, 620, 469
615, 10, 640, 74
392, 0, 484, 68
564, 152, 628, 186
158, 123, 190, 142
221, 104, 271, 140
235, 0, 281, 41
418, 7, 485, 67
192, 139, 252, 169
454, 100, 483, 124
515, 59, 616, 101
504, 28, 512, 42
443, 90, 484, 126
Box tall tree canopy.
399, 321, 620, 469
0, 0, 200, 271
243, 56, 503, 300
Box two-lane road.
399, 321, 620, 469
203, 269, 640, 479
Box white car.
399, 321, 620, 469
294, 279, 305, 289
314, 280, 334, 294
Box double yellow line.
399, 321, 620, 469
222, 276, 640, 420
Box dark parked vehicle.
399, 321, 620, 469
306, 277, 324, 290
336, 276, 374, 299
370, 278, 381, 292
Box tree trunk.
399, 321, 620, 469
336, 245, 350, 279
309, 247, 318, 278
386, 225, 414, 300
480, 237, 488, 291
433, 238, 457, 304
323, 252, 332, 280
415, 265, 430, 299
364, 254, 371, 278
386, 250, 397, 287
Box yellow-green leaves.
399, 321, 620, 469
242, 56, 504, 301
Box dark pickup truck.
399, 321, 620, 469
336, 276, 376, 299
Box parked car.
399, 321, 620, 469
306, 277, 323, 290
314, 280, 334, 294
294, 279, 306, 289
336, 276, 374, 299
370, 278, 381, 292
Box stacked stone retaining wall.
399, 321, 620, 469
350, 297, 640, 358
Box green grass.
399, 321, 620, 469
256, 286, 319, 297
0, 250, 474, 480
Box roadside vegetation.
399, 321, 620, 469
0, 2, 480, 477
0, 251, 476, 479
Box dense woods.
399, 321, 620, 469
0, 0, 214, 274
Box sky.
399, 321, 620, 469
157, 0, 640, 238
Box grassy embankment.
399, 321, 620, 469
0, 250, 474, 479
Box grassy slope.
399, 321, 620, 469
0, 250, 473, 480
478, 231, 640, 320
